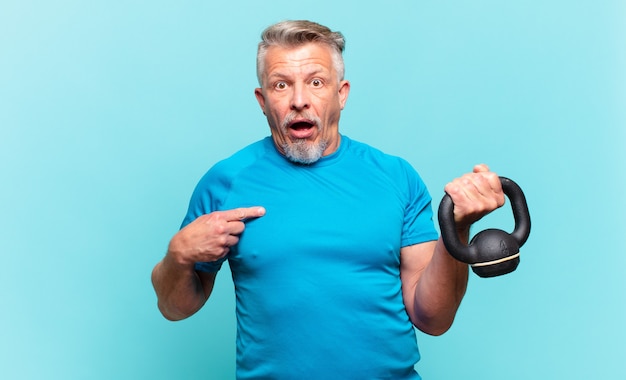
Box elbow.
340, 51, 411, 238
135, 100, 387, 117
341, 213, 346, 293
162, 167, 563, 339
416, 320, 454, 336
153, 283, 200, 322
157, 300, 198, 321
409, 289, 465, 336
157, 302, 184, 321
151, 261, 203, 321
411, 310, 457, 336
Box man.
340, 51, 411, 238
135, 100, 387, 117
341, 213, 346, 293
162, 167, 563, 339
152, 20, 504, 379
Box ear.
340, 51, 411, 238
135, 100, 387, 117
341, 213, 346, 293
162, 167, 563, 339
338, 80, 350, 110
254, 88, 266, 114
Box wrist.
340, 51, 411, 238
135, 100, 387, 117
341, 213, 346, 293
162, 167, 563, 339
164, 246, 196, 269
455, 226, 471, 244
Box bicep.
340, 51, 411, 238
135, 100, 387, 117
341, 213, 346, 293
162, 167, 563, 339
400, 241, 437, 282
399, 241, 437, 321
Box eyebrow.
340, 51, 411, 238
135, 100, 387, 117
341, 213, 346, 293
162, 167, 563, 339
267, 67, 329, 82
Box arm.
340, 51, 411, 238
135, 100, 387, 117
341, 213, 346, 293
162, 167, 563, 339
400, 239, 468, 336
151, 255, 216, 321
151, 206, 265, 321
400, 164, 504, 335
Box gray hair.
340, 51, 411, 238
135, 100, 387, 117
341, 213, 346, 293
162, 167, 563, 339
256, 20, 346, 85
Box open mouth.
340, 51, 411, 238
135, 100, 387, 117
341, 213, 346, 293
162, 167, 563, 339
287, 119, 317, 139
289, 120, 316, 130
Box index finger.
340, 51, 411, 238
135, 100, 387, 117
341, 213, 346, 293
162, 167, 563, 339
223, 206, 266, 222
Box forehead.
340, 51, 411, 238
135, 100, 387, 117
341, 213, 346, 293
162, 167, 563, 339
263, 43, 335, 77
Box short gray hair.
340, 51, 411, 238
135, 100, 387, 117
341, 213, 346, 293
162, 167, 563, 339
256, 20, 346, 85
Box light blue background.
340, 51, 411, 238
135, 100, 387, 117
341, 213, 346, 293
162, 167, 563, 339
1, 1, 624, 379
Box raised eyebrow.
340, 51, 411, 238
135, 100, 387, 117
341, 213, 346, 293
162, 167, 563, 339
307, 67, 330, 79
266, 68, 330, 86
268, 72, 288, 80
265, 72, 289, 84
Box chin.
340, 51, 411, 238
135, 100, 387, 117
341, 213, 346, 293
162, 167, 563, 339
282, 139, 327, 164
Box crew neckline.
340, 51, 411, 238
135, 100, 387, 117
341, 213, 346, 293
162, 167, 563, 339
266, 134, 350, 168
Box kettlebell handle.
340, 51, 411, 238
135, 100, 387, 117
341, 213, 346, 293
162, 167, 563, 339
438, 176, 531, 276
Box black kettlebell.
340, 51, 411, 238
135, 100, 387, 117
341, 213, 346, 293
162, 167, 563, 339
438, 177, 531, 278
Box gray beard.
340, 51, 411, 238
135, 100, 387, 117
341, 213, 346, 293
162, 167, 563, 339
282, 138, 328, 165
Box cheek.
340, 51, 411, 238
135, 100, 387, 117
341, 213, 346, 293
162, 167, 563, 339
319, 99, 341, 122
266, 99, 288, 120
269, 110, 286, 130
265, 109, 287, 138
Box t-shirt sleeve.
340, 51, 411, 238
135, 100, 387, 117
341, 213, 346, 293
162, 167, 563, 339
400, 161, 439, 247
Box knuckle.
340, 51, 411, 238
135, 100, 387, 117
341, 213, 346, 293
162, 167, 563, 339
208, 212, 224, 222
497, 194, 506, 207
479, 172, 492, 182
488, 173, 502, 187
213, 223, 227, 235
216, 235, 229, 246
487, 200, 499, 211
236, 209, 246, 220
208, 211, 221, 219
213, 246, 229, 258
444, 182, 459, 194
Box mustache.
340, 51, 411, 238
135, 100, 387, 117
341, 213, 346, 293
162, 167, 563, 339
281, 112, 322, 130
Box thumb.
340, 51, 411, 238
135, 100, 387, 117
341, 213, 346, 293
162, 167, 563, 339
473, 163, 490, 173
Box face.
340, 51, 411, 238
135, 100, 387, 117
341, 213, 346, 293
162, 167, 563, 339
255, 43, 350, 164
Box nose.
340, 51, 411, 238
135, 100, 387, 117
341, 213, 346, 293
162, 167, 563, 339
290, 83, 310, 111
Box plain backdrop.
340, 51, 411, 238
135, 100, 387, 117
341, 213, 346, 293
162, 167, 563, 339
1, 0, 624, 379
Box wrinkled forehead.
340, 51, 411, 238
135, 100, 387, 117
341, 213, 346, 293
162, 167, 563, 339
266, 43, 333, 64
258, 42, 343, 84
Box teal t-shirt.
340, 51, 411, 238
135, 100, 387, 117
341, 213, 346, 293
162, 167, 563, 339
184, 135, 438, 379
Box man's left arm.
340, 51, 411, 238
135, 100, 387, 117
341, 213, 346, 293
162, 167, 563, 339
400, 164, 504, 336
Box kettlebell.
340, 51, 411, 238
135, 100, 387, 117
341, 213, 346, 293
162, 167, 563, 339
438, 177, 531, 278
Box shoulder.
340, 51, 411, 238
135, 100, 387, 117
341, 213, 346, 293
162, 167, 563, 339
197, 137, 273, 188
344, 136, 419, 179
182, 138, 273, 224
209, 137, 274, 177
343, 136, 431, 205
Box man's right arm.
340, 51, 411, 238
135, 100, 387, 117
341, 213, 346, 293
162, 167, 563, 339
151, 206, 266, 321
151, 255, 216, 321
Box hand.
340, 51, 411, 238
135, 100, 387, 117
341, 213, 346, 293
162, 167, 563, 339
443, 164, 505, 232
167, 206, 266, 266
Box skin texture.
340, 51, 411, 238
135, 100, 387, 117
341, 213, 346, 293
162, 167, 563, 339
151, 42, 505, 336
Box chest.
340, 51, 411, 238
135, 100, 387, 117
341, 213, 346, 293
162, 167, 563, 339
221, 163, 408, 279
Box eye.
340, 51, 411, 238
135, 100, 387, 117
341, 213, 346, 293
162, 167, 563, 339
274, 81, 287, 90
311, 79, 323, 87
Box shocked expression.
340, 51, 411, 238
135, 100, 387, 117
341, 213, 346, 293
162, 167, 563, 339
255, 43, 350, 164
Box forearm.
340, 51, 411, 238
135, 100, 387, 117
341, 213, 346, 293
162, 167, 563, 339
151, 253, 213, 321
412, 237, 469, 336
406, 165, 504, 335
